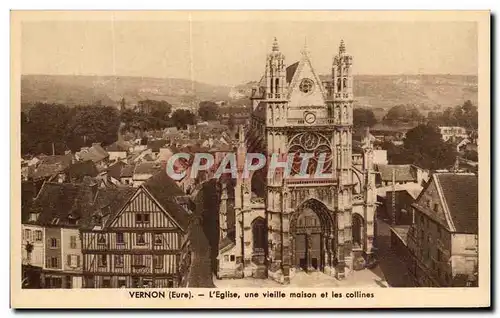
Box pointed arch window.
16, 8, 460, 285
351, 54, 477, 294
252, 217, 266, 253
343, 78, 348, 89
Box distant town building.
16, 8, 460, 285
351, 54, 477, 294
438, 126, 468, 142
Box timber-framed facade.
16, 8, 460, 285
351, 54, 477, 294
81, 172, 194, 288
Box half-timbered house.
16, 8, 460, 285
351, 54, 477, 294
81, 171, 194, 288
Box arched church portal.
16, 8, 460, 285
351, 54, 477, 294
290, 199, 335, 272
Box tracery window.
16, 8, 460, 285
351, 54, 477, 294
288, 132, 332, 175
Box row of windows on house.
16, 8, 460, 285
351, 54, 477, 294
23, 230, 80, 250
46, 254, 81, 268
96, 254, 166, 269
23, 229, 43, 242
46, 236, 79, 249
95, 233, 166, 246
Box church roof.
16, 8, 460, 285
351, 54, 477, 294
286, 61, 299, 84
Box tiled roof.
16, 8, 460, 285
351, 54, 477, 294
143, 170, 191, 231
435, 173, 478, 234
375, 164, 416, 182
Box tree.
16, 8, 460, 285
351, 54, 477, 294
67, 106, 121, 149
353, 108, 377, 128
383, 104, 424, 125
171, 109, 196, 130
22, 103, 72, 155
402, 124, 457, 170
137, 99, 172, 121
425, 100, 478, 130
198, 101, 219, 121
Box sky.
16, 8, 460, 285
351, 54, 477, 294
21, 19, 478, 87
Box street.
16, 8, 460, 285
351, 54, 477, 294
371, 217, 415, 287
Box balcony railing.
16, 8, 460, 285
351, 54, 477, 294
285, 179, 334, 186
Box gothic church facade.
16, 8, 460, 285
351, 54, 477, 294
217, 38, 377, 284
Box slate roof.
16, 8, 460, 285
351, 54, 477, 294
435, 173, 478, 234
143, 170, 190, 231
286, 62, 299, 84
29, 182, 97, 227
375, 164, 417, 182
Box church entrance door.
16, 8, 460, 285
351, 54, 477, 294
293, 208, 323, 272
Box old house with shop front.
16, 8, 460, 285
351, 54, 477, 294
405, 172, 478, 287
80, 171, 194, 288
23, 181, 97, 288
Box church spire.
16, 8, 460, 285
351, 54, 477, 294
272, 37, 279, 52
265, 37, 286, 100
301, 36, 309, 57
339, 39, 346, 54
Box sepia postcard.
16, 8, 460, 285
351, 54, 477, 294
11, 10, 490, 309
